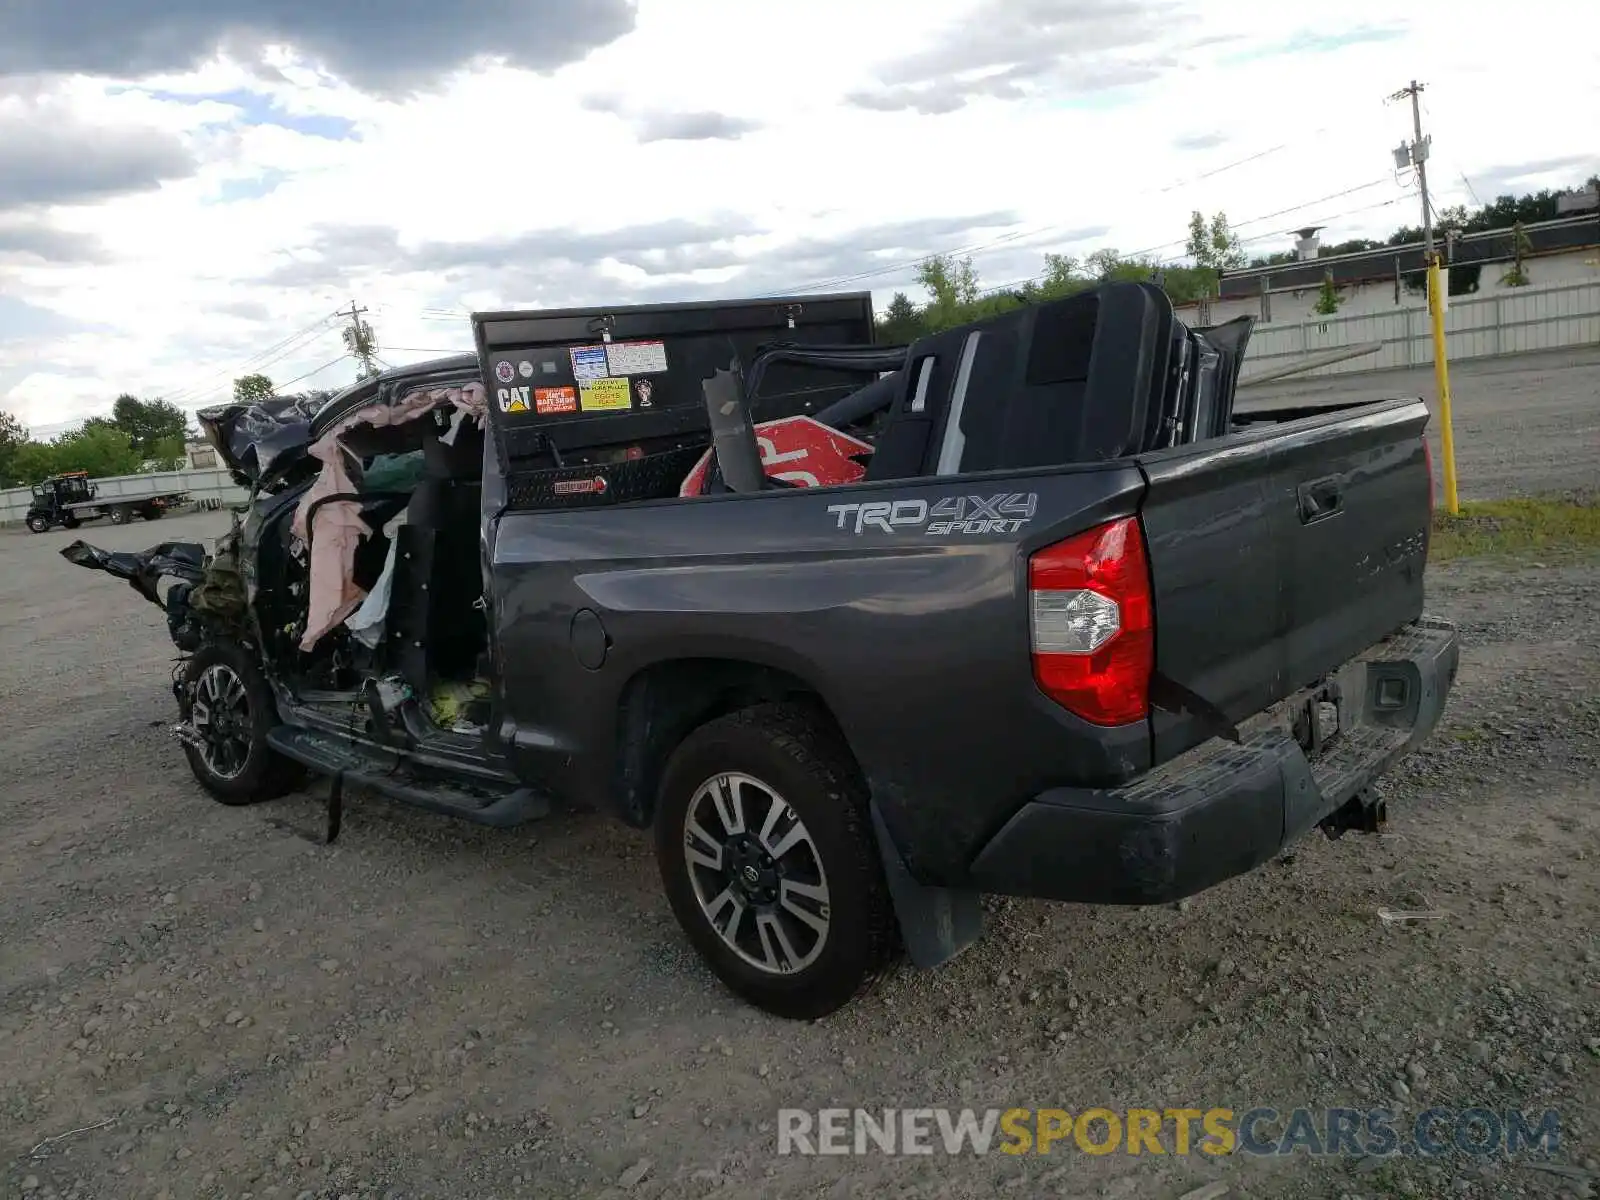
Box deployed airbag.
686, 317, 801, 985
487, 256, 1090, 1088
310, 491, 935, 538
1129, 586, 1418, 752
293, 383, 485, 650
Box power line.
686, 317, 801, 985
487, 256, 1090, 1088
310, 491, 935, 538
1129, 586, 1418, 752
1152, 139, 1296, 193
167, 331, 342, 407
160, 311, 345, 405
1117, 177, 1397, 264
976, 189, 1412, 298
276, 353, 353, 392
169, 313, 340, 397
776, 221, 1044, 296
1230, 194, 1411, 248
779, 126, 1350, 297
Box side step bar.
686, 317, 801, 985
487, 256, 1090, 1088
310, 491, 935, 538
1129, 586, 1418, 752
266, 726, 550, 828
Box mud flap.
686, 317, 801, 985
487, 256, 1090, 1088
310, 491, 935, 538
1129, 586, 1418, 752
870, 801, 983, 969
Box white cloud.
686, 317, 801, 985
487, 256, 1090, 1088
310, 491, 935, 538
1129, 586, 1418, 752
2, 0, 1597, 435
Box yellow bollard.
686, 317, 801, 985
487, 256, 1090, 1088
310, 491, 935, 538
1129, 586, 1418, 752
1427, 258, 1460, 516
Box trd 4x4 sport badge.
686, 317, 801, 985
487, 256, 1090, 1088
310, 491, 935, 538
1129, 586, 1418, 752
826, 493, 1038, 536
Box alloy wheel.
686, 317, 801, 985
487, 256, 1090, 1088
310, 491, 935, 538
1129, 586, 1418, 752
189, 664, 253, 781
682, 772, 831, 976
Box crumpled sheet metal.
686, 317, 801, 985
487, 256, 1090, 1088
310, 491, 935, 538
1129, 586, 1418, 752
196, 393, 328, 484
292, 383, 485, 651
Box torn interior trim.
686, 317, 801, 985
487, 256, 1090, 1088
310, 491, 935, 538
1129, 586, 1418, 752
292, 383, 486, 651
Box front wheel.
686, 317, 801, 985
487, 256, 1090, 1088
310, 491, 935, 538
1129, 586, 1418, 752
178, 642, 306, 805
654, 703, 899, 1020
25, 515, 49, 533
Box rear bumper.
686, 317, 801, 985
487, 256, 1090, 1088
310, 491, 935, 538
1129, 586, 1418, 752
967, 617, 1460, 905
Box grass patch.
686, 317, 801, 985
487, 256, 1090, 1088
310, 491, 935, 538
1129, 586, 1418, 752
1429, 489, 1600, 563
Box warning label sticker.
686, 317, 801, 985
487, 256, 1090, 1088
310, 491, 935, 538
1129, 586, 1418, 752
579, 377, 632, 412
569, 345, 609, 380
534, 386, 578, 415
605, 340, 668, 376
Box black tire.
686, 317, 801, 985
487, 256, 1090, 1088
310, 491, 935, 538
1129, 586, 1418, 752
61, 513, 80, 529
141, 506, 163, 520
654, 702, 899, 1020
25, 515, 49, 533
177, 642, 306, 805
109, 505, 131, 525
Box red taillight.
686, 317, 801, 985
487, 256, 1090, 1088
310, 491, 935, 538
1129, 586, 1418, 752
1028, 516, 1154, 726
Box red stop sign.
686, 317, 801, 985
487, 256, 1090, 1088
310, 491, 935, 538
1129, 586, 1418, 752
678, 415, 874, 496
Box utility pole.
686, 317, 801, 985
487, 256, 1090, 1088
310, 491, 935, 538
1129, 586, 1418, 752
1390, 79, 1458, 515
344, 300, 368, 343
342, 300, 378, 378
1398, 80, 1434, 257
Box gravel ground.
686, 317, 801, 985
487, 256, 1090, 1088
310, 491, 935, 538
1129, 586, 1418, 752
1238, 344, 1600, 504
3, 473, 1597, 1198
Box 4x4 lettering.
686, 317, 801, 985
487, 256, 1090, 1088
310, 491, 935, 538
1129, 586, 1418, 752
964, 494, 1009, 521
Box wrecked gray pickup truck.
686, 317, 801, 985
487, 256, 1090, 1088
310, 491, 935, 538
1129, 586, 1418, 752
65, 285, 1458, 1018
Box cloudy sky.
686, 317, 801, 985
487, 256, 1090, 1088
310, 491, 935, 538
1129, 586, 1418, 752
2, 0, 1596, 436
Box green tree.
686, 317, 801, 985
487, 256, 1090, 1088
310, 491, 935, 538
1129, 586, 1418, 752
1211, 213, 1246, 268
1161, 265, 1224, 304
49, 423, 143, 477
111, 394, 191, 455
1035, 253, 1091, 297
1313, 271, 1342, 316
1500, 221, 1533, 287
0, 409, 28, 486
878, 292, 925, 344
1085, 248, 1128, 280
915, 254, 981, 331
1184, 210, 1246, 300
233, 373, 276, 405
342, 315, 381, 379
144, 434, 190, 470
1003, 253, 1097, 305
10, 441, 60, 485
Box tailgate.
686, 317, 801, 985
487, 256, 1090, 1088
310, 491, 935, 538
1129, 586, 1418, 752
1136, 398, 1432, 764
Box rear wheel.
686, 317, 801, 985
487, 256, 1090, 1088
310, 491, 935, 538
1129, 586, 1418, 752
178, 642, 306, 805
61, 513, 80, 529
141, 505, 163, 520
654, 703, 899, 1019
109, 505, 132, 525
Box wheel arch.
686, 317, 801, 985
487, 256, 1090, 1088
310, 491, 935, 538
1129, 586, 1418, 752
610, 656, 856, 829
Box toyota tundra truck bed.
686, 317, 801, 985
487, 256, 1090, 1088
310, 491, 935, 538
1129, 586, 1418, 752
473, 290, 1457, 985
